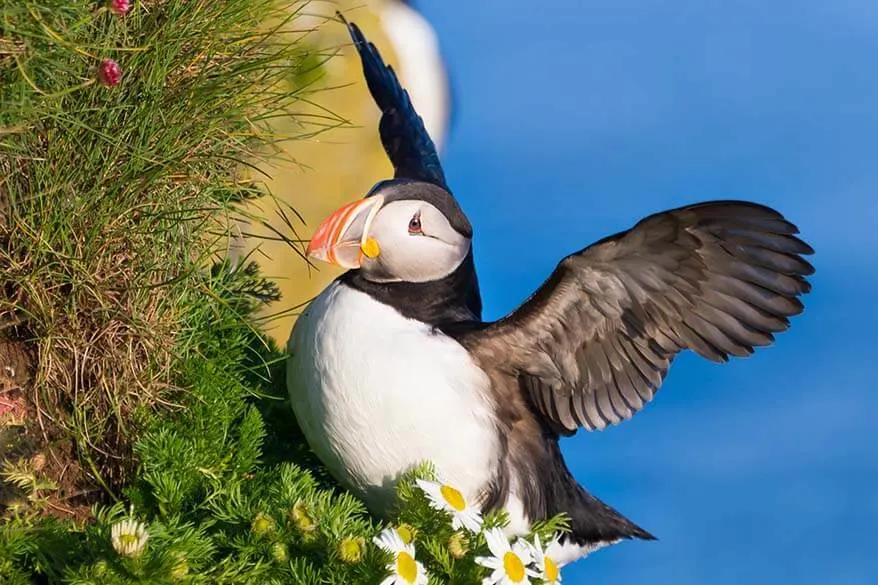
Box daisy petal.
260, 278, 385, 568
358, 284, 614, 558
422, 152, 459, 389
475, 555, 502, 569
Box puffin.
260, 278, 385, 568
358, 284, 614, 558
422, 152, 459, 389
287, 14, 814, 563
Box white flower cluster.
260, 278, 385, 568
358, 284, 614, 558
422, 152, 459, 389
374, 479, 565, 585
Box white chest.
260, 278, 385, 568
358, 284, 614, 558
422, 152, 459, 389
286, 282, 500, 513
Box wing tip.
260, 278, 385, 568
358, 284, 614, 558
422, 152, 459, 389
336, 10, 405, 115
336, 10, 357, 43
336, 9, 448, 189
336, 11, 374, 68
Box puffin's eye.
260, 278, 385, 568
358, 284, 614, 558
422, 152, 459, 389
408, 213, 422, 235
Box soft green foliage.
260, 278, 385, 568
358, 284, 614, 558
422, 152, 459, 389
0, 1, 571, 582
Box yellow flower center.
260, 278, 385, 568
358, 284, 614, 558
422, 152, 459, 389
396, 551, 418, 583
397, 524, 416, 544
290, 501, 317, 533
338, 536, 365, 563
503, 551, 525, 581
440, 484, 466, 511
120, 534, 138, 547
544, 554, 559, 582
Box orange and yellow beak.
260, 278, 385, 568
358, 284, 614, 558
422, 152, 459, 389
306, 195, 384, 269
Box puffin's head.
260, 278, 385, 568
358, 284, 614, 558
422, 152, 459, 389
306, 179, 472, 283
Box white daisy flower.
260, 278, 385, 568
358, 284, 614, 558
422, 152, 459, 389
110, 518, 149, 558
415, 478, 483, 533
525, 534, 564, 584
475, 527, 537, 585
373, 527, 429, 585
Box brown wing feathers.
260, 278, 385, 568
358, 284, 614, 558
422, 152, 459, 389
466, 201, 813, 434
667, 203, 812, 360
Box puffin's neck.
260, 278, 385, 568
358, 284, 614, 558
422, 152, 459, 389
339, 250, 482, 327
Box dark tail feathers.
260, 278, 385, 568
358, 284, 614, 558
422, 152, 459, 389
563, 484, 656, 547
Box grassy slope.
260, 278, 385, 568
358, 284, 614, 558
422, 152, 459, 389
0, 0, 309, 520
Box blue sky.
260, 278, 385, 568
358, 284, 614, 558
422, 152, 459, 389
414, 0, 878, 582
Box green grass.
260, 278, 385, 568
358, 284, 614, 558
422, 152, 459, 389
0, 0, 314, 505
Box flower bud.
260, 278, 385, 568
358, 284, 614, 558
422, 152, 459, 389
170, 552, 189, 580
289, 500, 317, 534
270, 542, 289, 564
250, 512, 275, 537
448, 531, 469, 559
98, 59, 122, 86
338, 536, 365, 564
396, 523, 417, 545
110, 0, 131, 16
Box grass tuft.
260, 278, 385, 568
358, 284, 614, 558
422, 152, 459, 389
0, 0, 314, 515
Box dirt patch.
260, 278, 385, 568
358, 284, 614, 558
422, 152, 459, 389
1, 338, 31, 391
1, 338, 31, 429
1, 339, 99, 522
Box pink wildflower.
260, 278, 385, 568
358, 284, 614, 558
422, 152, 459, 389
110, 0, 131, 16
98, 59, 122, 86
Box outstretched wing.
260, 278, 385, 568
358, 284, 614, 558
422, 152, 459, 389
456, 201, 814, 435
340, 13, 447, 189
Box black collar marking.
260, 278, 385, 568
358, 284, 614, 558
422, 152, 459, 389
339, 249, 482, 327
